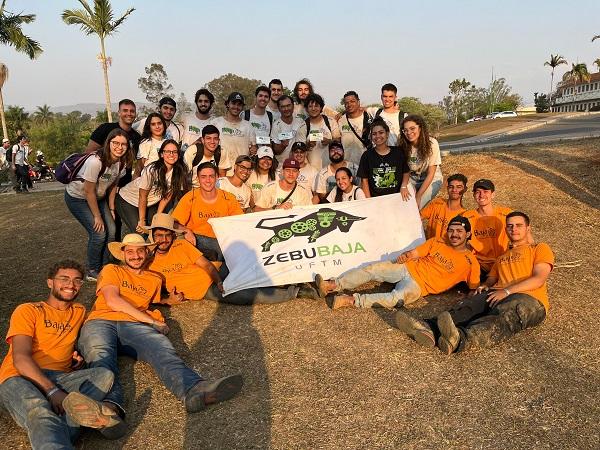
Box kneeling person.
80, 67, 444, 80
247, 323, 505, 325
395, 212, 553, 354
316, 216, 480, 309
77, 234, 243, 419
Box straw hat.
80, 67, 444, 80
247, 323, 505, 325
144, 213, 184, 242
108, 234, 156, 261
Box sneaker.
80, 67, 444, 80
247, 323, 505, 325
314, 274, 330, 298
393, 310, 435, 348
437, 311, 460, 355
86, 270, 99, 282
184, 374, 243, 413
62, 392, 124, 431
331, 294, 354, 310
295, 283, 323, 301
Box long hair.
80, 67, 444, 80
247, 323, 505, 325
333, 166, 354, 203
99, 128, 133, 173
253, 155, 278, 182
399, 114, 432, 162
293, 78, 314, 103
147, 139, 191, 200
141, 112, 167, 141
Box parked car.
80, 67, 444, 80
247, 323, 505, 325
492, 111, 518, 119
466, 115, 484, 123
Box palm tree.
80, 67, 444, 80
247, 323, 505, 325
592, 35, 600, 42
0, 0, 42, 139
33, 104, 54, 125
62, 0, 134, 123
594, 58, 600, 72
563, 63, 591, 111
544, 54, 567, 97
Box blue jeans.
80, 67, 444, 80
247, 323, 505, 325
195, 234, 224, 261
414, 177, 443, 210
65, 192, 116, 272
78, 319, 203, 411
205, 283, 297, 305
334, 261, 422, 308
0, 367, 114, 450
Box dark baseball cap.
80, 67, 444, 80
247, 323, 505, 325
291, 142, 307, 152
448, 215, 471, 233
159, 96, 177, 108
473, 179, 495, 192
226, 92, 245, 104
329, 140, 344, 151
282, 158, 300, 169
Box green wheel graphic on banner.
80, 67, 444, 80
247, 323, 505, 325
291, 222, 309, 233
278, 229, 292, 239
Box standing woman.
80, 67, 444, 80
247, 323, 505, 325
247, 146, 278, 202
399, 114, 442, 209
326, 167, 366, 202
65, 129, 131, 280
116, 139, 191, 234
357, 118, 410, 199
135, 112, 166, 175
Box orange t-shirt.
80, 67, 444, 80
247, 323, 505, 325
86, 264, 163, 323
405, 238, 480, 296
488, 243, 554, 312
171, 188, 243, 238
463, 206, 512, 272
420, 198, 466, 240
148, 239, 220, 300
0, 302, 86, 383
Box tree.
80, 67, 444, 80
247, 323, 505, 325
563, 63, 591, 87
592, 35, 600, 42
62, 0, 134, 123
204, 73, 264, 116
544, 54, 567, 97
174, 92, 192, 123
447, 78, 471, 124
397, 97, 446, 132
534, 93, 550, 113
137, 63, 173, 106
487, 77, 522, 113
4, 104, 29, 137
33, 104, 54, 125
0, 0, 43, 139
594, 58, 600, 71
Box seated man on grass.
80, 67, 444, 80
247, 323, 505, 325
315, 216, 480, 310
146, 214, 320, 304
77, 234, 243, 427
394, 211, 554, 354
0, 260, 125, 449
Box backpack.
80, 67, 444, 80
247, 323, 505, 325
243, 109, 273, 130
345, 111, 373, 149
55, 153, 97, 184
191, 144, 222, 169
374, 108, 406, 127
305, 115, 332, 135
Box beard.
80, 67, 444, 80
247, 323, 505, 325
329, 153, 344, 164
198, 104, 212, 114
51, 286, 77, 302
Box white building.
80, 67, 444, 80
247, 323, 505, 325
552, 72, 600, 112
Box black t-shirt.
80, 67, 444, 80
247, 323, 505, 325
357, 146, 409, 197
90, 122, 141, 187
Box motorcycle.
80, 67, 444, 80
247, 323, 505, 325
30, 163, 55, 182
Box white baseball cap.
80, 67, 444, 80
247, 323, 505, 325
257, 146, 274, 159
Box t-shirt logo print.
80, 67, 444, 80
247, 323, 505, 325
256, 207, 366, 252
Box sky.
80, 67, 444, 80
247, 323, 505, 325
2, 0, 600, 111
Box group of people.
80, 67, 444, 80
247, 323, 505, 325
0, 78, 555, 449
2, 135, 35, 193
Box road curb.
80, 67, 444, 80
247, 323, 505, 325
446, 133, 600, 154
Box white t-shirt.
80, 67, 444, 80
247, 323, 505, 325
246, 171, 272, 202
216, 177, 253, 209
276, 164, 318, 193
241, 109, 272, 137
183, 144, 233, 188
12, 144, 26, 166
211, 116, 256, 160
181, 113, 213, 150
266, 104, 281, 121
326, 185, 366, 203
408, 137, 443, 184
314, 162, 359, 195
270, 117, 305, 163
118, 165, 173, 207
295, 117, 341, 171
134, 117, 183, 143
65, 155, 123, 199
256, 181, 313, 209
338, 113, 372, 166
137, 138, 165, 166
366, 107, 402, 146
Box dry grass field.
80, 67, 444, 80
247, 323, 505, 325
0, 139, 599, 449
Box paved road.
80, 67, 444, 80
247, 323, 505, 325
440, 114, 600, 151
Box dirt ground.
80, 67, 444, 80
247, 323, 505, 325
1, 139, 599, 449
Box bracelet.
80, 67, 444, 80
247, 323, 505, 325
45, 386, 61, 399
401, 186, 408, 190
503, 288, 510, 296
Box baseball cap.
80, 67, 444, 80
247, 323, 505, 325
235, 155, 253, 165
473, 179, 495, 192
226, 92, 245, 104
291, 142, 307, 152
159, 96, 177, 108
329, 141, 344, 151
448, 215, 471, 233
257, 146, 274, 159
282, 158, 300, 169
2, 138, 9, 144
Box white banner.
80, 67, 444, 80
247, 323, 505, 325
209, 192, 425, 295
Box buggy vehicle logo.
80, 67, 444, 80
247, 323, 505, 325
256, 207, 365, 252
